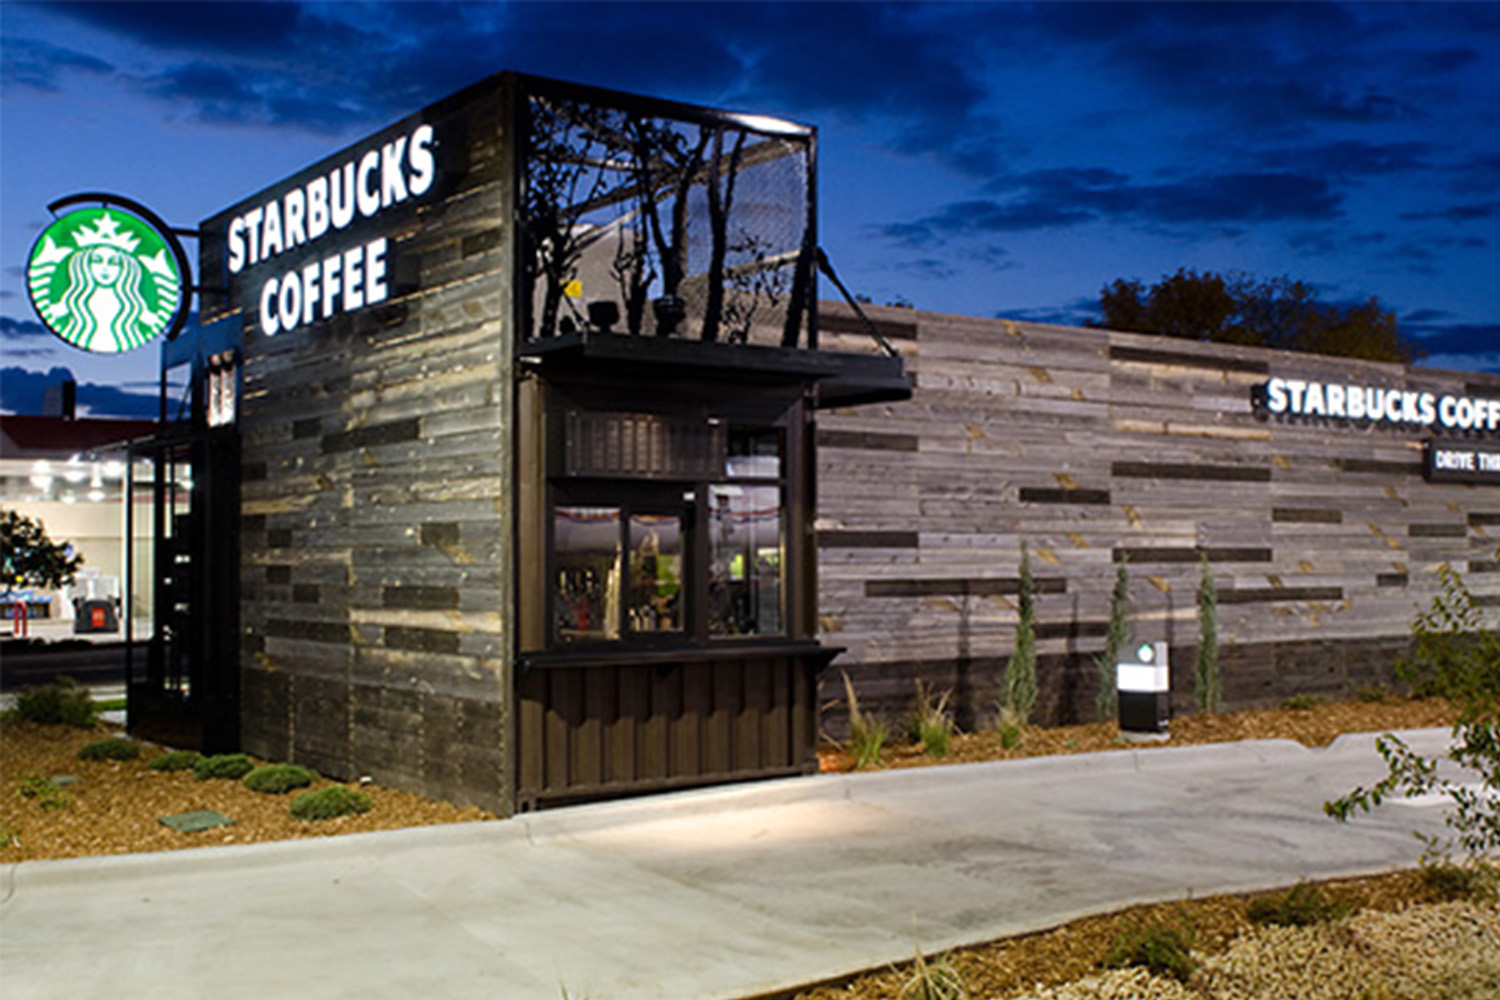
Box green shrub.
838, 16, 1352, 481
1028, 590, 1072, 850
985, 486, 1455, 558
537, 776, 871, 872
17, 775, 72, 811
243, 764, 317, 795
1246, 881, 1352, 927
290, 786, 373, 821
77, 737, 140, 762
1102, 920, 1196, 983
1003, 542, 1038, 726
1420, 860, 1498, 902
843, 671, 888, 769
1195, 553, 1222, 715
12, 677, 97, 727
193, 753, 255, 781
1397, 559, 1500, 701
1281, 693, 1327, 712
1354, 683, 1392, 704
1327, 550, 1500, 866
1095, 555, 1131, 722
149, 750, 204, 772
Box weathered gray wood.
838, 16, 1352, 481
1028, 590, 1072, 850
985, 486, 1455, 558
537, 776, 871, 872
818, 303, 1500, 729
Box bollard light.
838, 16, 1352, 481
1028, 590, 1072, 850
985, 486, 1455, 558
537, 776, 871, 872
1117, 641, 1170, 735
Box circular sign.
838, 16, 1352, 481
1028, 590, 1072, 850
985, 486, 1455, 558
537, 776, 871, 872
27, 205, 184, 353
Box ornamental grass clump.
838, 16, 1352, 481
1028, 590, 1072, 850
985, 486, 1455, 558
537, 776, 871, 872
906, 680, 956, 759
290, 786, 372, 821
193, 753, 255, 781
77, 737, 139, 762
897, 946, 968, 1000
1281, 693, 1327, 712
842, 671, 888, 769
243, 764, 317, 795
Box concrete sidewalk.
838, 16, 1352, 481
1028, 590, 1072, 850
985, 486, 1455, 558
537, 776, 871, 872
0, 730, 1459, 1000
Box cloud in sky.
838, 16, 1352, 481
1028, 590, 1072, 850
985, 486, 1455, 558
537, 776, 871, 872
2, 1, 1498, 375
884, 169, 1346, 252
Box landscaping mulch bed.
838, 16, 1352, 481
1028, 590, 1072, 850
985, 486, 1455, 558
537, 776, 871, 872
816, 696, 1457, 772
0, 720, 491, 863
792, 870, 1499, 1000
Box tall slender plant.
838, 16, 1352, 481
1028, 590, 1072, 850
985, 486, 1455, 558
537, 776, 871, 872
1003, 542, 1039, 726
1095, 554, 1130, 721
1195, 553, 1222, 714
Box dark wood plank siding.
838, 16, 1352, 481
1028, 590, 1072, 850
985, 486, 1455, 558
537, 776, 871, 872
213, 83, 516, 813
817, 304, 1500, 729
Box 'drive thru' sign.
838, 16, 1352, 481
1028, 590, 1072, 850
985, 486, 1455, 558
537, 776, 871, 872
1424, 441, 1500, 486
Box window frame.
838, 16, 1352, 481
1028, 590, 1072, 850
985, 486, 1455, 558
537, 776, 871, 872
544, 423, 789, 650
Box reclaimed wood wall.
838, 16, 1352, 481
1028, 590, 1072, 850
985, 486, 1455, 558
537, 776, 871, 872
199, 80, 517, 813
816, 304, 1500, 732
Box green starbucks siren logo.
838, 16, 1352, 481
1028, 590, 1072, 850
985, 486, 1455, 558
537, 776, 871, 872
27, 206, 184, 353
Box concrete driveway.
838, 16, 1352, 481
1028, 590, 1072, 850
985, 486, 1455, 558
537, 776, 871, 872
0, 730, 1459, 1000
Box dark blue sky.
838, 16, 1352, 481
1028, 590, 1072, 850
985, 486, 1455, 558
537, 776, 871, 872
3, 2, 1498, 416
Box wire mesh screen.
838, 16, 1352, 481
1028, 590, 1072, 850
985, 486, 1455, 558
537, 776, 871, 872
521, 86, 815, 349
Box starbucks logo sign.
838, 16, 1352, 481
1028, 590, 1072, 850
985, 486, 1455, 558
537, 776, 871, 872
27, 202, 188, 354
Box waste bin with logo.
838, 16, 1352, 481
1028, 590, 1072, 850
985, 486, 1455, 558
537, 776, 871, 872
74, 599, 119, 634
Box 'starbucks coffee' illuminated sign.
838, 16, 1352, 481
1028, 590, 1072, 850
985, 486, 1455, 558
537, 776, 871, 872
1257, 376, 1500, 434
27, 202, 187, 354
226, 122, 436, 338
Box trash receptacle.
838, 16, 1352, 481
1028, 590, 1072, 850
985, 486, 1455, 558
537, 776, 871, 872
74, 598, 118, 634
1118, 641, 1170, 735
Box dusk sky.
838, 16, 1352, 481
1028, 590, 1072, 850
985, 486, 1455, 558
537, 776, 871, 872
3, 1, 1498, 417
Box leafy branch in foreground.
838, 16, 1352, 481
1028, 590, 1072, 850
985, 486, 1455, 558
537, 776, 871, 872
1325, 552, 1500, 863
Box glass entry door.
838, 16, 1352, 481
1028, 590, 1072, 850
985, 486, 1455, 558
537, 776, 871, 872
125, 426, 239, 752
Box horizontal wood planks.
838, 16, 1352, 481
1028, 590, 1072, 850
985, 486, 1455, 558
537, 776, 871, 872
817, 304, 1500, 727
215, 82, 517, 813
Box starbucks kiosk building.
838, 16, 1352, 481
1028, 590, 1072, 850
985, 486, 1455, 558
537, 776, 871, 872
132, 73, 907, 815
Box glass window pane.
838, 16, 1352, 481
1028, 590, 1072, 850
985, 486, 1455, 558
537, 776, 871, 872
708, 485, 782, 637
726, 427, 782, 479
629, 513, 684, 634
554, 506, 620, 642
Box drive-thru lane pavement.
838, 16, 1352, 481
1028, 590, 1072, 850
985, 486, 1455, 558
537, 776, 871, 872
0, 730, 1462, 1000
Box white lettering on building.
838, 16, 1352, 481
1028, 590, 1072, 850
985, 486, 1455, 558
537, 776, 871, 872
1260, 376, 1499, 435
227, 123, 434, 338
